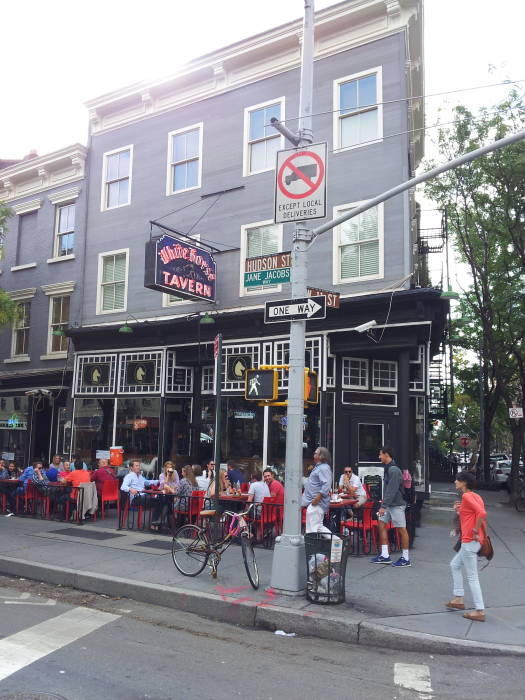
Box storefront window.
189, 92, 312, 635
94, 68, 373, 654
115, 398, 160, 471
268, 405, 320, 475
164, 398, 192, 467
358, 423, 383, 462
56, 406, 71, 456
0, 396, 30, 466
73, 398, 114, 465
199, 398, 216, 463
222, 397, 264, 464
411, 396, 425, 490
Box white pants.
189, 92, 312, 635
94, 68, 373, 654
305, 504, 332, 534
450, 541, 485, 610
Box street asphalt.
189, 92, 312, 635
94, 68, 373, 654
0, 481, 524, 656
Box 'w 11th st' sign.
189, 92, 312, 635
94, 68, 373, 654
144, 234, 217, 303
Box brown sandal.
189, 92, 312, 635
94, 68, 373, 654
446, 600, 465, 610
463, 611, 485, 622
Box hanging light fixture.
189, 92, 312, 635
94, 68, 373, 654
118, 321, 134, 333
199, 312, 216, 325
440, 286, 460, 300
52, 327, 66, 337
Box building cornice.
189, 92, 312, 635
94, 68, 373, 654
0, 144, 87, 203
85, 0, 423, 141
9, 288, 37, 301
41, 281, 76, 296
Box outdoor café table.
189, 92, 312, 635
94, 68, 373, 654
218, 492, 248, 513
328, 497, 357, 533
46, 482, 80, 522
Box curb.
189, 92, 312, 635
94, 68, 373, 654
1, 555, 524, 657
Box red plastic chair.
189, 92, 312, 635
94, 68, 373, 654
100, 479, 119, 519
340, 502, 378, 554
240, 483, 249, 494
188, 490, 205, 525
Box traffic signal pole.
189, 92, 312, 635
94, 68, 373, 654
270, 0, 315, 594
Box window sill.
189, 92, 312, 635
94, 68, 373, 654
333, 137, 383, 154
4, 356, 30, 363
11, 263, 37, 272
40, 352, 68, 361
47, 254, 75, 264
166, 184, 201, 197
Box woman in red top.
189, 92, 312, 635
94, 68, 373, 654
447, 471, 487, 622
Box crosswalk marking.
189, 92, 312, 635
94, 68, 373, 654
0, 606, 119, 682
394, 663, 433, 698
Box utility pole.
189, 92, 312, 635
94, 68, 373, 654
270, 0, 315, 594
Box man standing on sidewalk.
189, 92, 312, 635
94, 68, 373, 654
302, 446, 332, 534
371, 446, 411, 567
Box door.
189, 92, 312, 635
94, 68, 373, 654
349, 414, 398, 467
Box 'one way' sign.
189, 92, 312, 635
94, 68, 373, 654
264, 296, 326, 323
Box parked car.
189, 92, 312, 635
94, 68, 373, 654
490, 453, 510, 462
490, 460, 511, 489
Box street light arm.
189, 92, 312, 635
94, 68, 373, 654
309, 128, 525, 245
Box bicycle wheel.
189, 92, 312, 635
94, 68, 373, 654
241, 534, 259, 589
172, 524, 209, 576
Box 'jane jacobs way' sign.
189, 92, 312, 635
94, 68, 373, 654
144, 234, 217, 303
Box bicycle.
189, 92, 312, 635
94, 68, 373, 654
171, 503, 259, 589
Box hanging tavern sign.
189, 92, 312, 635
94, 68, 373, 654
144, 234, 217, 303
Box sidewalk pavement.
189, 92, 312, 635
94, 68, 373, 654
1, 482, 524, 656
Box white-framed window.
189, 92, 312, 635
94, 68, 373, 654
96, 249, 128, 314
12, 301, 31, 357
342, 357, 369, 389
333, 202, 383, 284
201, 366, 214, 394
48, 296, 70, 354
333, 68, 382, 152
166, 123, 202, 195
101, 145, 133, 210
240, 220, 283, 296
54, 202, 75, 257
372, 360, 397, 391
243, 98, 284, 176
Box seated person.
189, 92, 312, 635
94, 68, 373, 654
247, 471, 271, 504
64, 463, 92, 488
92, 458, 117, 496
46, 455, 63, 482
151, 463, 179, 528
338, 465, 367, 507
263, 468, 284, 503
173, 465, 198, 513
193, 464, 209, 491
120, 460, 159, 505
205, 468, 228, 500
0, 460, 8, 479
58, 461, 72, 480
32, 461, 69, 513
227, 462, 246, 487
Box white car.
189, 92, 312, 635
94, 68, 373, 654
490, 460, 511, 488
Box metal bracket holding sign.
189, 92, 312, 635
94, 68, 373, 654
265, 296, 326, 323
274, 142, 327, 224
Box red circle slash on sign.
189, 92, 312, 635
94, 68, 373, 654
459, 436, 470, 448
277, 150, 325, 200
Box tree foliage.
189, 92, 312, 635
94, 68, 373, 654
424, 90, 525, 495
0, 202, 18, 325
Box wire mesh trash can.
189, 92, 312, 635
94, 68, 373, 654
305, 532, 349, 604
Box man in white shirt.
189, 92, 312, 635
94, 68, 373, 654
247, 471, 270, 504
339, 466, 367, 507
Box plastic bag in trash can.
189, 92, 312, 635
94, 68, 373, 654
308, 553, 327, 574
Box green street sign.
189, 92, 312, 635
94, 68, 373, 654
244, 267, 291, 287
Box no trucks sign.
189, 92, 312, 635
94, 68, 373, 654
274, 142, 327, 224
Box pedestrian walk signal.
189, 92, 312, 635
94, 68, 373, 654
245, 369, 278, 401
304, 370, 318, 404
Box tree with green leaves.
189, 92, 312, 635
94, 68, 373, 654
424, 89, 525, 498
0, 202, 17, 325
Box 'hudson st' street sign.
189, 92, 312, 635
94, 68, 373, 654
264, 296, 326, 323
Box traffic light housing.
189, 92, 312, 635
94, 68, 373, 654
245, 369, 278, 401
304, 369, 318, 404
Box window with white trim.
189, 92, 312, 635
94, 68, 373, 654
167, 124, 202, 194
97, 250, 128, 313
102, 146, 132, 210
48, 295, 70, 353
201, 366, 214, 393
333, 203, 383, 283
12, 301, 31, 357
342, 357, 368, 389
54, 203, 75, 257
244, 99, 284, 175
372, 360, 397, 391
241, 221, 282, 295
334, 68, 382, 151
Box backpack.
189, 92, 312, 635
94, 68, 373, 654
402, 469, 412, 489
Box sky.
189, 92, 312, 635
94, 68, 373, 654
1, 0, 523, 280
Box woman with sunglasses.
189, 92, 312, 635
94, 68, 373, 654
151, 461, 179, 529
